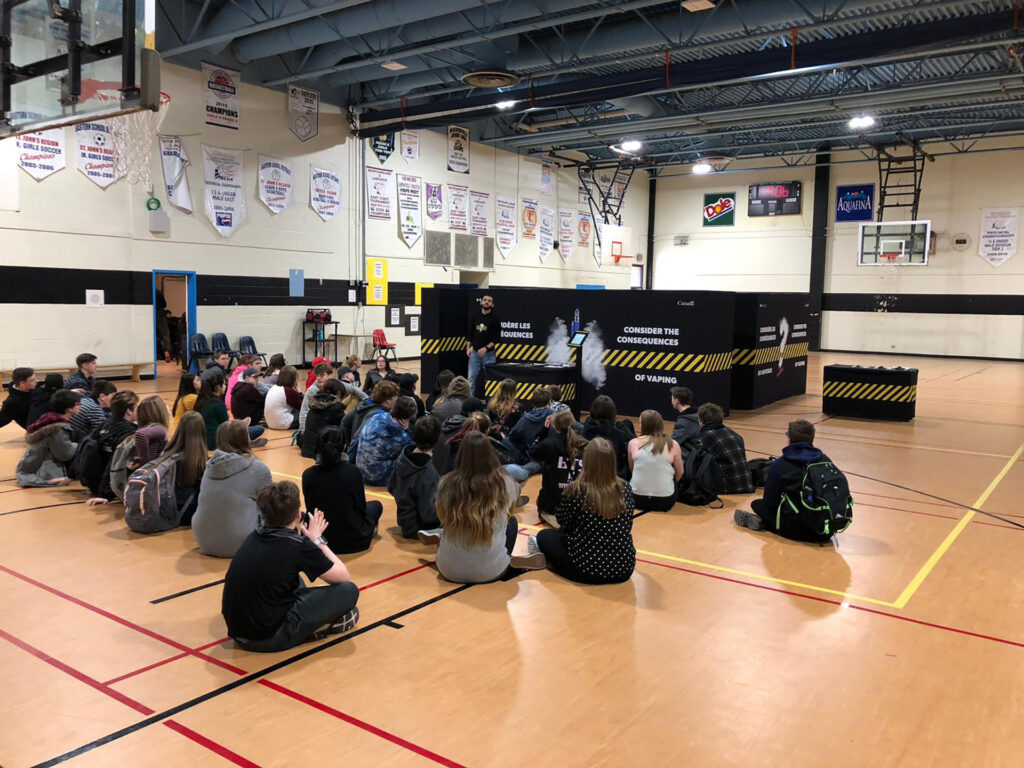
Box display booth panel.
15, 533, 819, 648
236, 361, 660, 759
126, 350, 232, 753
730, 293, 810, 410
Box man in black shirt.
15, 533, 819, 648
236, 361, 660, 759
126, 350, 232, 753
0, 367, 37, 430
222, 480, 360, 652
466, 294, 499, 398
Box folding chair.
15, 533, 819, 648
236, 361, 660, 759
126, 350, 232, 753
211, 332, 240, 368
238, 336, 268, 366
189, 333, 213, 373
372, 328, 399, 364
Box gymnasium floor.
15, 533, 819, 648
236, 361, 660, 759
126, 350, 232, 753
1, 351, 1022, 768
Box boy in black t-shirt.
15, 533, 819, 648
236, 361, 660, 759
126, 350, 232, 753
222, 480, 360, 652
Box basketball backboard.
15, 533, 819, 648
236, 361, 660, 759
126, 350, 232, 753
858, 220, 931, 266
0, 0, 157, 137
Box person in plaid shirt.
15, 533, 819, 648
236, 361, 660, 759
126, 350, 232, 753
697, 403, 754, 494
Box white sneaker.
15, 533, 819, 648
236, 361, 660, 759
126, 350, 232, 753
417, 528, 442, 546
539, 512, 560, 529
527, 535, 541, 555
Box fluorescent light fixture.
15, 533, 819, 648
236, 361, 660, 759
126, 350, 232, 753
620, 139, 642, 152
682, 0, 715, 10
848, 114, 876, 130
495, 100, 517, 110
692, 161, 713, 174
381, 60, 408, 71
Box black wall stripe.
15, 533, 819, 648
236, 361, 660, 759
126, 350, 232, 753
822, 293, 1023, 316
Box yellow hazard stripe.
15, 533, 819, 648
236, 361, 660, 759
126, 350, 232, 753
823, 379, 918, 402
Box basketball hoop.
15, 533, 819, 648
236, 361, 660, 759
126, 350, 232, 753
108, 91, 171, 191
880, 252, 900, 263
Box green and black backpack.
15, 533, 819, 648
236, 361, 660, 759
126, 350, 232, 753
778, 462, 853, 537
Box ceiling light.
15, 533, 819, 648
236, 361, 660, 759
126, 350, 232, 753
495, 100, 516, 110
692, 161, 713, 174
682, 0, 715, 11
381, 61, 408, 71
848, 114, 876, 130
620, 139, 642, 152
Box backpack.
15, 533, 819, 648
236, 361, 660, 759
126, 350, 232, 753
108, 435, 138, 502
124, 456, 183, 534
70, 431, 104, 486
778, 462, 853, 537
677, 441, 724, 508
747, 458, 775, 488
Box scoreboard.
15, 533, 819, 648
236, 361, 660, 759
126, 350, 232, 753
748, 181, 802, 216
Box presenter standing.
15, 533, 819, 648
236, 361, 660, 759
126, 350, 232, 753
467, 295, 499, 398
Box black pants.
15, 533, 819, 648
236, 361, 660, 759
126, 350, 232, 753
751, 498, 831, 544
632, 493, 676, 512
536, 529, 630, 584
236, 582, 359, 653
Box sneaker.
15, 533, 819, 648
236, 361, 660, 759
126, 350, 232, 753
734, 509, 764, 531
314, 607, 360, 639
510, 552, 547, 570
251, 437, 268, 448
527, 535, 541, 555
539, 511, 559, 529
417, 529, 442, 546
515, 494, 529, 508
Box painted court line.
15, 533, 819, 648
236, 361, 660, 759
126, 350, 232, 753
150, 578, 227, 605
0, 500, 84, 516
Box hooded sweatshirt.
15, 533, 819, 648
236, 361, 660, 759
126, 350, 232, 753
340, 397, 386, 450
504, 406, 553, 464
575, 417, 630, 478
26, 384, 62, 426
0, 386, 31, 429
354, 411, 413, 486
16, 413, 77, 487
530, 429, 585, 515
396, 373, 426, 420
231, 379, 265, 422
672, 406, 701, 456
761, 442, 829, 519
387, 445, 441, 539
300, 393, 346, 459
192, 450, 273, 558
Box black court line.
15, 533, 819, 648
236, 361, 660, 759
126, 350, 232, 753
150, 579, 226, 605
383, 620, 404, 629
35, 582, 477, 767
0, 500, 83, 517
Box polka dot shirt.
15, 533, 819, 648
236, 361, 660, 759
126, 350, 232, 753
555, 485, 636, 581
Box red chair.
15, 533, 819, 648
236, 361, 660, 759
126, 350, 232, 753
372, 328, 399, 364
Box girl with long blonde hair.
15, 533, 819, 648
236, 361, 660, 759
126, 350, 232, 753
627, 409, 683, 512
158, 411, 208, 525
486, 378, 521, 437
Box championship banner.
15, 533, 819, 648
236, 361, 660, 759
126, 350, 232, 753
371, 134, 395, 164
447, 125, 470, 173
979, 207, 1019, 268
426, 183, 443, 220
521, 198, 538, 239
577, 211, 593, 248
75, 123, 117, 187
539, 206, 555, 263
397, 173, 423, 247
287, 84, 318, 141
257, 155, 294, 214
470, 190, 489, 236
540, 159, 554, 196
202, 144, 246, 237
310, 165, 341, 221
366, 166, 394, 220
558, 208, 575, 261
158, 135, 193, 213
202, 62, 240, 129
401, 130, 419, 163
16, 127, 65, 180
449, 184, 468, 230
495, 195, 516, 258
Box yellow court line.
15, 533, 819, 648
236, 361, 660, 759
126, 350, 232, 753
272, 470, 393, 501
892, 441, 1024, 609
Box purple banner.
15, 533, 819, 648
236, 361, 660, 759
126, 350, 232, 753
426, 183, 443, 220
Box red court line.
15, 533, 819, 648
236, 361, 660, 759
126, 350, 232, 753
195, 637, 230, 652
0, 487, 30, 493
103, 651, 191, 686
259, 679, 466, 767
361, 563, 431, 590
163, 721, 262, 767
635, 558, 1024, 650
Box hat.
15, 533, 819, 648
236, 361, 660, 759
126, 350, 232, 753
242, 367, 260, 379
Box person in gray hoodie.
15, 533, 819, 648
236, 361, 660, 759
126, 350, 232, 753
192, 420, 273, 558
429, 376, 470, 422
388, 416, 442, 539
16, 390, 80, 487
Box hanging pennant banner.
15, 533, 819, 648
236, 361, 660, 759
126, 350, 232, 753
16, 126, 66, 180
366, 166, 394, 220
287, 84, 319, 142
202, 144, 246, 237
540, 159, 554, 196
158, 135, 193, 213
495, 195, 517, 258
577, 211, 593, 248
257, 155, 294, 214
978, 207, 1019, 268
397, 173, 423, 248
426, 183, 444, 220
470, 190, 489, 236
75, 123, 117, 187
400, 130, 419, 163
539, 206, 555, 263
449, 184, 468, 231
202, 62, 240, 129
371, 134, 395, 164
521, 198, 538, 239
558, 208, 575, 262
310, 165, 341, 221
447, 125, 470, 173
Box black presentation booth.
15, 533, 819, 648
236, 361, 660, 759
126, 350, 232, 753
420, 287, 811, 419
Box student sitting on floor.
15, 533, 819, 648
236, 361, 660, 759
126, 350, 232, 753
82, 390, 139, 504
388, 415, 443, 540
434, 409, 512, 477
262, 354, 286, 388
574, 395, 632, 479
524, 437, 636, 583
734, 419, 852, 542
418, 431, 520, 584
192, 420, 274, 558
70, 380, 117, 441
170, 372, 201, 429
363, 355, 396, 392
197, 373, 267, 450
298, 361, 335, 433
628, 410, 683, 512
302, 426, 384, 554
16, 390, 80, 487
299, 378, 347, 460
230, 368, 266, 424
502, 388, 554, 481
159, 411, 207, 526
340, 380, 398, 451
697, 403, 754, 494
486, 378, 522, 439
343, 354, 363, 388
202, 351, 231, 383
225, 354, 260, 413
26, 373, 64, 426
531, 409, 588, 527
396, 373, 425, 421
425, 369, 454, 413
222, 481, 360, 653
430, 375, 471, 422
548, 385, 572, 415
66, 353, 98, 394
0, 367, 37, 430
264, 365, 303, 431
354, 395, 416, 486
670, 386, 701, 458
134, 395, 170, 465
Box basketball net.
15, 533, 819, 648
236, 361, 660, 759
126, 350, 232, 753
108, 91, 171, 192
875, 252, 901, 324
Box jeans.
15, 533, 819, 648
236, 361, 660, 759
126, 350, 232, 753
248, 425, 265, 441
235, 581, 360, 653
503, 461, 540, 483
467, 349, 496, 398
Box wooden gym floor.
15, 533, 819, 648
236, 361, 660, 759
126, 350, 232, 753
1, 351, 1022, 768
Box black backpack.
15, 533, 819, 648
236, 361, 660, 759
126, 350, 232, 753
677, 441, 724, 508
70, 432, 104, 486
747, 458, 775, 488
779, 462, 853, 537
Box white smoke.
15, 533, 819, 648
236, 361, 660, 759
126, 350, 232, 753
581, 321, 607, 389
546, 318, 571, 366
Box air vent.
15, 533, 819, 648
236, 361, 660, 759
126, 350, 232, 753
460, 70, 521, 89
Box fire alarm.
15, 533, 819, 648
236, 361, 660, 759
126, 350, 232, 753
951, 233, 971, 252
